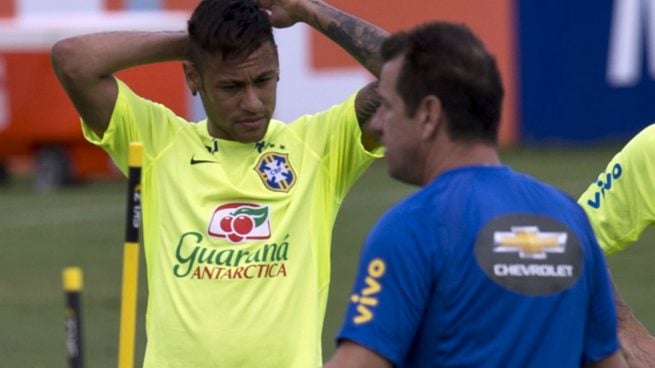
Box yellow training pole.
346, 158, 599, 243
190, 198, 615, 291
118, 142, 143, 368
63, 267, 84, 368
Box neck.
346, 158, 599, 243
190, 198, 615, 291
421, 140, 501, 185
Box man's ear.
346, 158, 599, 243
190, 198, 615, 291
183, 61, 200, 96
418, 95, 442, 140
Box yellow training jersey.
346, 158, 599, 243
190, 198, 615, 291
578, 124, 655, 255
83, 80, 382, 367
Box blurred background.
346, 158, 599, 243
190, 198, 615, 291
1, 0, 654, 367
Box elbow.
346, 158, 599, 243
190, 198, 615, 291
50, 38, 88, 83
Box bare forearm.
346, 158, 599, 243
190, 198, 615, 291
298, 0, 388, 76
51, 31, 187, 136
611, 275, 655, 367
614, 278, 651, 339
52, 31, 187, 81
617, 296, 655, 364
354, 81, 381, 149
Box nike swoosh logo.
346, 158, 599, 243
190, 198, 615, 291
190, 156, 219, 165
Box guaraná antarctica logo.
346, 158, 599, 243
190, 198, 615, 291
254, 152, 296, 193
208, 203, 272, 243
474, 214, 583, 296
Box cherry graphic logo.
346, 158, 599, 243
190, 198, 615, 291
219, 216, 233, 233
208, 203, 271, 243
220, 214, 255, 242
233, 215, 254, 235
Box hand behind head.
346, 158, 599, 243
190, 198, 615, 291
255, 0, 304, 28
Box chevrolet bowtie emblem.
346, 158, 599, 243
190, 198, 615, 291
493, 226, 567, 259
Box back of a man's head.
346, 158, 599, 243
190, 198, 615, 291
188, 0, 275, 66
381, 22, 504, 144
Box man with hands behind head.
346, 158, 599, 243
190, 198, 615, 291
51, 0, 387, 366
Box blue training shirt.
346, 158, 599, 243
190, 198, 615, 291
337, 166, 619, 368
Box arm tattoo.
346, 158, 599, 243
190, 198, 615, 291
310, 0, 388, 76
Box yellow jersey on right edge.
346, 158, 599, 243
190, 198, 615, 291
578, 124, 655, 255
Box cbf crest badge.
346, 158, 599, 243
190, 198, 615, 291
255, 152, 296, 192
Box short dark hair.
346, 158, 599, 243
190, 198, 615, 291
380, 22, 504, 144
188, 0, 276, 66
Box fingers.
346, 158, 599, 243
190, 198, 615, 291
255, 0, 273, 10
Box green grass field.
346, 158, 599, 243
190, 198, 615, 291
1, 143, 654, 367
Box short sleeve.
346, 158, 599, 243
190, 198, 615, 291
581, 229, 620, 363
288, 93, 383, 201
578, 124, 655, 254
336, 207, 435, 365
81, 79, 184, 175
